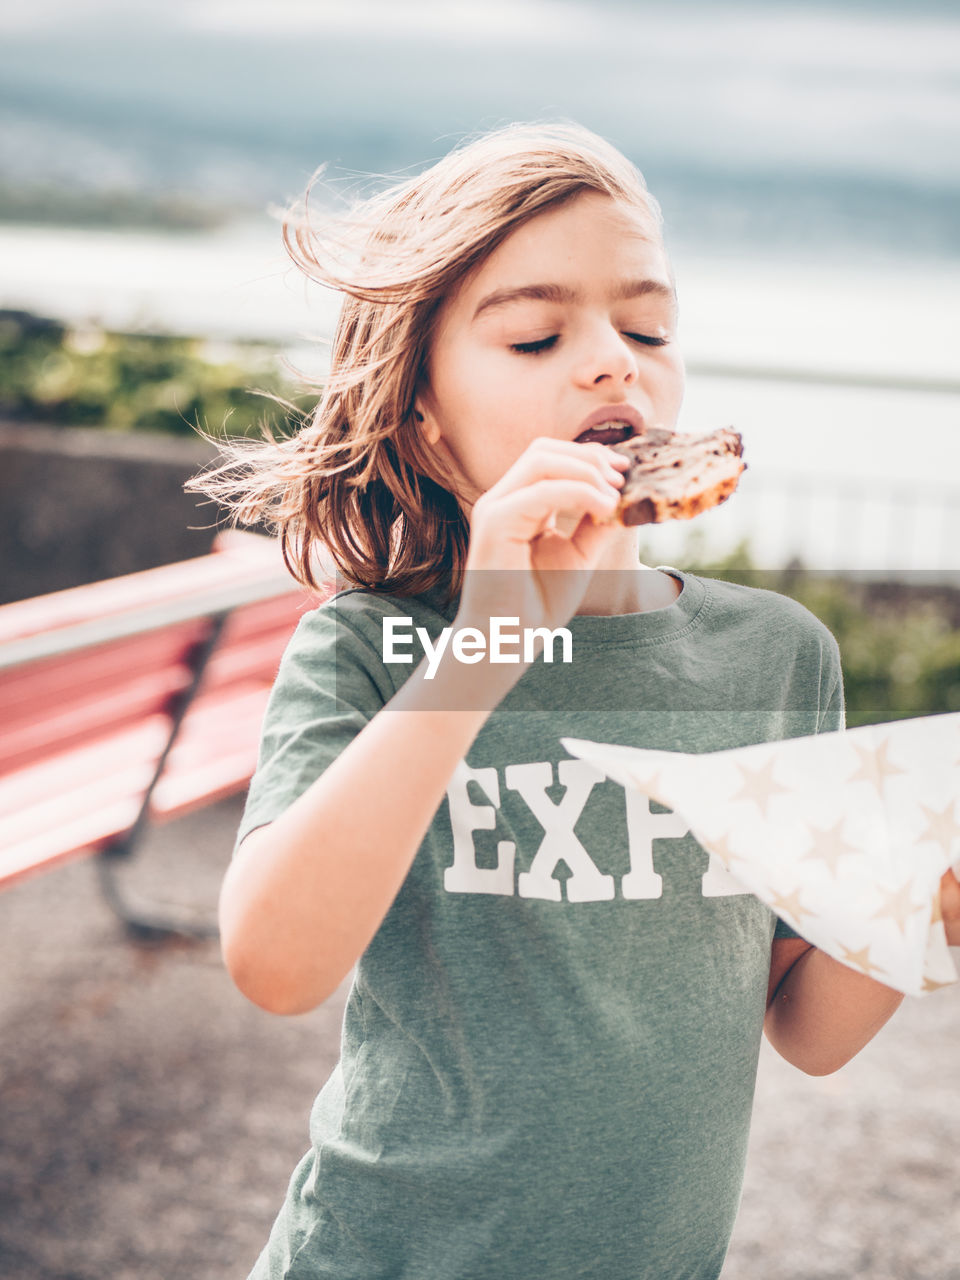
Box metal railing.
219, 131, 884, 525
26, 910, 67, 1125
727, 473, 959, 578
668, 358, 960, 577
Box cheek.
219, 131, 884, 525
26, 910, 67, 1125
432, 343, 503, 425
449, 373, 525, 449
661, 356, 686, 414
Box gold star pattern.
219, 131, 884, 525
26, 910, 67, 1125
838, 943, 887, 979
703, 830, 749, 871
729, 756, 789, 818
639, 769, 669, 808
769, 885, 812, 924
922, 974, 955, 993
559, 714, 960, 997
870, 878, 925, 937
846, 735, 907, 789
799, 817, 861, 878
916, 800, 960, 856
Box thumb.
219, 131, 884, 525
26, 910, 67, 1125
569, 511, 623, 568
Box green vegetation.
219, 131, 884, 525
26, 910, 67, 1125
654, 530, 960, 729
0, 183, 230, 232
0, 310, 303, 438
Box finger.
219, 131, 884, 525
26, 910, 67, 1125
477, 478, 621, 541
939, 868, 960, 938
522, 435, 629, 461
524, 437, 632, 474
569, 508, 624, 564
530, 437, 631, 474
513, 478, 622, 529
485, 448, 626, 505
489, 453, 622, 500
573, 439, 632, 470
530, 509, 622, 574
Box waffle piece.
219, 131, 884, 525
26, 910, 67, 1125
608, 424, 746, 526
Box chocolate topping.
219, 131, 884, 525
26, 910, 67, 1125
609, 425, 746, 526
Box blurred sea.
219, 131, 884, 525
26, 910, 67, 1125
0, 0, 957, 570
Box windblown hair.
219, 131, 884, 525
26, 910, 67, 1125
186, 122, 663, 603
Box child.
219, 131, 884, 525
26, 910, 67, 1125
190, 123, 959, 1279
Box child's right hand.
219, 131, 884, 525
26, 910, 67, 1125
455, 436, 630, 638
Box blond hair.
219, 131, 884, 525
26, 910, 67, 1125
186, 122, 663, 603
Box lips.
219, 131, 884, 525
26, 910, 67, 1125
574, 404, 645, 444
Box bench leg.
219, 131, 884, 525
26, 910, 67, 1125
95, 846, 220, 942
91, 613, 230, 941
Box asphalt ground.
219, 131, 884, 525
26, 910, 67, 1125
1, 797, 957, 1280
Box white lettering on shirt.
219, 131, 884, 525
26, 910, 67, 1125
507, 760, 616, 902
443, 757, 752, 904
444, 761, 516, 896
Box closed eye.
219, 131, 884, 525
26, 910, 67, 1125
510, 333, 669, 355
625, 333, 670, 347
510, 335, 558, 355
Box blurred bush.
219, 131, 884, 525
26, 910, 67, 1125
663, 531, 960, 728
0, 310, 304, 438
0, 183, 228, 231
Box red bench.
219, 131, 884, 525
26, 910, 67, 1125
0, 530, 333, 937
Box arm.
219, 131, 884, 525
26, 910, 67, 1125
220, 438, 626, 1016
764, 937, 903, 1076
221, 652, 518, 1015
765, 869, 960, 1075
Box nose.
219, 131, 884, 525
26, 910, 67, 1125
573, 321, 639, 388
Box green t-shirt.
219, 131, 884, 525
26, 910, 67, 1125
238, 567, 844, 1280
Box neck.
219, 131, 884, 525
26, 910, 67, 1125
574, 531, 681, 616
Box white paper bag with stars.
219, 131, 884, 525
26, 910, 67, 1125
561, 712, 960, 997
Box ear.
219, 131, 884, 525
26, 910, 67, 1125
413, 391, 442, 446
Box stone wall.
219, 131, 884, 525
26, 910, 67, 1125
0, 422, 233, 604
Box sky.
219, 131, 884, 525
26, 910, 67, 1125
0, 0, 957, 266
2, 0, 958, 189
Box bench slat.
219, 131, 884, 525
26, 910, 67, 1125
0, 535, 335, 895
0, 620, 212, 716
1, 600, 307, 735
0, 801, 147, 882
0, 685, 273, 883
213, 592, 312, 639
0, 531, 285, 644
0, 614, 303, 774
1, 761, 161, 847
0, 718, 172, 814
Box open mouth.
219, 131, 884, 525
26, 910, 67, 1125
574, 421, 636, 446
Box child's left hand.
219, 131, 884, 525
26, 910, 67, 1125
941, 868, 960, 945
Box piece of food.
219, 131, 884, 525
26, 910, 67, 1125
578, 422, 746, 526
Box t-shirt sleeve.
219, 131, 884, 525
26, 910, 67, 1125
817, 634, 846, 735
232, 600, 391, 857
774, 627, 846, 941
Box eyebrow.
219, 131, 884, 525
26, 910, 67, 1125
472, 278, 676, 322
